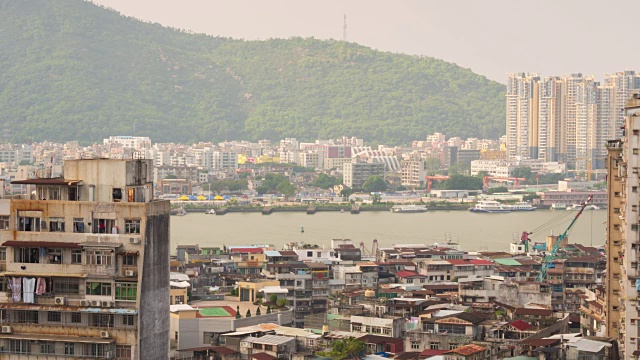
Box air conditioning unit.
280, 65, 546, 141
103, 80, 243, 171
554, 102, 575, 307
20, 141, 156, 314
125, 270, 137, 277
54, 297, 66, 305
101, 301, 112, 308
1, 326, 11, 334
129, 237, 141, 245
91, 300, 100, 307
100, 331, 110, 338
80, 300, 89, 307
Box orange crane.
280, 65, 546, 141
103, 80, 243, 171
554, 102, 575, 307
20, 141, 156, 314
483, 176, 526, 191
425, 175, 450, 191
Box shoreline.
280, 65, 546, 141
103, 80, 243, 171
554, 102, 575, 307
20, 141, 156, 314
172, 204, 553, 214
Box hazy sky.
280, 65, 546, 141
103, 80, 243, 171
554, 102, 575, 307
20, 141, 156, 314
93, 0, 640, 83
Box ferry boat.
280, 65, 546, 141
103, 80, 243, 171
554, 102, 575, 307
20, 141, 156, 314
550, 203, 568, 210
205, 209, 216, 215
505, 202, 536, 211
469, 200, 511, 213
566, 204, 600, 211
390, 204, 429, 213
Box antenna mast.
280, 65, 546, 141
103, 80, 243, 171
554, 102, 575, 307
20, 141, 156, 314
343, 14, 347, 41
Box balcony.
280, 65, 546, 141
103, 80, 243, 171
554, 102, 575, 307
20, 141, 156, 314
82, 264, 116, 277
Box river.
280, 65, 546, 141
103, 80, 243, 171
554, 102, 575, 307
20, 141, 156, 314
169, 209, 606, 254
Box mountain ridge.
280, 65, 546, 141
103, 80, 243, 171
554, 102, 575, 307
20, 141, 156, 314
0, 0, 506, 145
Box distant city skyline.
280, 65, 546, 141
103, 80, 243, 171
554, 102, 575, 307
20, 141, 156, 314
92, 0, 640, 82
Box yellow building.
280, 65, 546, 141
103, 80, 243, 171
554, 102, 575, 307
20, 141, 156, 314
237, 280, 280, 303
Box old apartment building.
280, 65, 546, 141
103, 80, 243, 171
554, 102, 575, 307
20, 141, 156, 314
0, 159, 170, 359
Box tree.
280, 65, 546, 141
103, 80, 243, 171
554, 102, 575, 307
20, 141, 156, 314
339, 186, 353, 199
266, 305, 272, 314
487, 186, 508, 194
425, 158, 442, 176
269, 294, 278, 303
512, 166, 533, 180
313, 173, 339, 189
276, 298, 288, 308
236, 305, 241, 319
371, 193, 382, 205
362, 175, 387, 192
318, 337, 366, 360
246, 309, 252, 317
256, 307, 261, 316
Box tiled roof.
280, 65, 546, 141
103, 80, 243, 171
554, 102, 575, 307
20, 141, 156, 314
510, 319, 533, 331
396, 270, 423, 278
444, 344, 487, 356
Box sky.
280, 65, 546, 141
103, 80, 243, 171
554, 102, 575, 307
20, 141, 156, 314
93, 0, 640, 83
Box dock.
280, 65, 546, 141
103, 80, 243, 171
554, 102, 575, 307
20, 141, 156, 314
306, 206, 316, 215
262, 207, 274, 215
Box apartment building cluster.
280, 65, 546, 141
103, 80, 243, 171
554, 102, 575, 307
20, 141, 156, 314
0, 158, 170, 359
506, 70, 640, 171
168, 232, 612, 360
604, 92, 640, 359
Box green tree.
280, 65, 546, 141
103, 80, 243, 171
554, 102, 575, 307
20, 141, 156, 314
487, 186, 509, 194
266, 305, 272, 314
236, 305, 241, 319
340, 186, 353, 199
246, 309, 252, 317
512, 166, 533, 180
269, 294, 278, 303
425, 158, 442, 176
318, 337, 366, 360
256, 307, 261, 316
438, 174, 482, 190
362, 175, 387, 192
276, 298, 288, 308
313, 173, 339, 189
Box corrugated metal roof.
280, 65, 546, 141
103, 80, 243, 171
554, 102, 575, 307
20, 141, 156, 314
494, 258, 522, 266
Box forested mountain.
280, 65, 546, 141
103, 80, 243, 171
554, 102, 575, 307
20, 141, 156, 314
0, 0, 506, 144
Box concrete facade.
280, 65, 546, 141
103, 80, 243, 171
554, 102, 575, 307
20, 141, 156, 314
0, 159, 170, 360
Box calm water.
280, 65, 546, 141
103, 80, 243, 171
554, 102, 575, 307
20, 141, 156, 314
169, 209, 606, 254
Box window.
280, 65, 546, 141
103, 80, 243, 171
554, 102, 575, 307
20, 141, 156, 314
13, 310, 39, 324
70, 312, 82, 324
71, 249, 82, 264
49, 218, 65, 232
73, 218, 85, 233
307, 251, 313, 257
0, 248, 6, 261
123, 314, 135, 326
0, 216, 8, 230
89, 314, 114, 328
352, 324, 362, 332
84, 343, 108, 357
124, 219, 141, 234
122, 254, 137, 266
264, 345, 273, 351
40, 341, 55, 354
9, 340, 30, 354
86, 282, 112, 296
64, 342, 75, 355
53, 278, 80, 295
113, 188, 122, 202
93, 219, 115, 234
116, 345, 132, 359
18, 216, 40, 231
429, 342, 439, 350
47, 248, 62, 264
86, 249, 113, 266
14, 247, 39, 263
115, 282, 137, 301
174, 295, 185, 304
411, 342, 420, 350
47, 311, 61, 323
449, 343, 459, 350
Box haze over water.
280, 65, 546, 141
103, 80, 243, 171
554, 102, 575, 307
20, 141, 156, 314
170, 210, 606, 254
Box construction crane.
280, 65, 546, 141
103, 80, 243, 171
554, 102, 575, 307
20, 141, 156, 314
534, 195, 593, 282
425, 175, 450, 191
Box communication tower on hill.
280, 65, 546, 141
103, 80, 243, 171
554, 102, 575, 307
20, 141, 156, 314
343, 14, 347, 41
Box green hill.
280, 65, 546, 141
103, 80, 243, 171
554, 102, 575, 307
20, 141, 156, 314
0, 0, 506, 145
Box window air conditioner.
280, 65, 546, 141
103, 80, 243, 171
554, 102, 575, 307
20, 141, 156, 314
54, 297, 66, 305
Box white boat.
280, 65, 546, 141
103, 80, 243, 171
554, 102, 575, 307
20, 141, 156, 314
505, 202, 536, 211
550, 203, 567, 210
566, 204, 600, 211
340, 209, 345, 213
390, 204, 428, 213
175, 208, 187, 216
469, 200, 511, 213
205, 209, 216, 215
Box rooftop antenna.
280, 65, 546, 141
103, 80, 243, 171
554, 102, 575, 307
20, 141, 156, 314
342, 14, 347, 41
